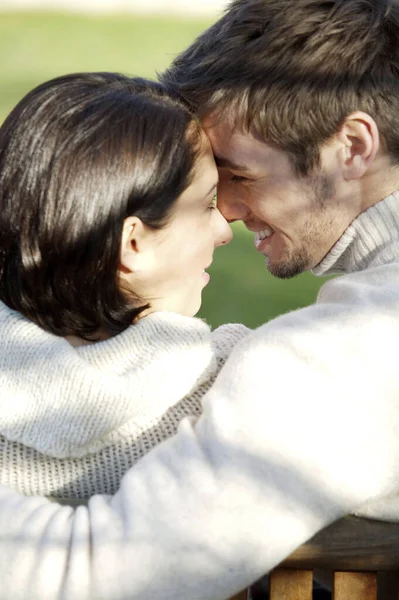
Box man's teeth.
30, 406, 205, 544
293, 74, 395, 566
254, 228, 273, 243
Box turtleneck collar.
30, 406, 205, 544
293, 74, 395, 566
0, 307, 216, 458
312, 192, 399, 277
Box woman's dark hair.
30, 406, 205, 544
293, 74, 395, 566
0, 72, 201, 338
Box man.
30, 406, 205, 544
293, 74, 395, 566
1, 1, 399, 599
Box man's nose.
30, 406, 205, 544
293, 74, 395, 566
217, 186, 250, 223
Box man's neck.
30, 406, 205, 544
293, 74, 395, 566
357, 156, 399, 214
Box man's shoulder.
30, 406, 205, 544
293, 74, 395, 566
317, 261, 399, 307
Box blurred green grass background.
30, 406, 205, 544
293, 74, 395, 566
0, 10, 326, 328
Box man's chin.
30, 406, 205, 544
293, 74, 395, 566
265, 254, 310, 279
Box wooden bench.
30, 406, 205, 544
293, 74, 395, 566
231, 515, 399, 599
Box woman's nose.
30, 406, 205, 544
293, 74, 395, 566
214, 209, 233, 247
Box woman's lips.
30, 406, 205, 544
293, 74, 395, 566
201, 270, 211, 284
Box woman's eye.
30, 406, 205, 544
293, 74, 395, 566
208, 192, 218, 210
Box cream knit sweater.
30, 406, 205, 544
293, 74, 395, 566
1, 193, 399, 600
0, 308, 249, 499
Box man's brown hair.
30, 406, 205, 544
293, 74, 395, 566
162, 0, 399, 174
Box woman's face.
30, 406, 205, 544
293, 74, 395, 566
126, 132, 232, 317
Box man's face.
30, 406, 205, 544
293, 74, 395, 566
203, 117, 354, 278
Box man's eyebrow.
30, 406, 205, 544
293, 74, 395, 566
214, 156, 249, 171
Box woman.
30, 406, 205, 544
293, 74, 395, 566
0, 72, 249, 502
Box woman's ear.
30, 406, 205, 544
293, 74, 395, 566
119, 216, 148, 274
337, 111, 380, 181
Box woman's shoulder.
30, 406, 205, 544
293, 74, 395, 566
210, 322, 251, 364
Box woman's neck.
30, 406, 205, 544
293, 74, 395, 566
65, 328, 111, 347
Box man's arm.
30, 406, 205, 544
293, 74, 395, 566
2, 302, 399, 600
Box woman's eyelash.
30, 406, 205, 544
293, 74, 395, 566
208, 192, 218, 210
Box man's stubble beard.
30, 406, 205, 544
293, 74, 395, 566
265, 244, 312, 279
265, 173, 336, 279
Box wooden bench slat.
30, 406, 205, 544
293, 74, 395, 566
269, 568, 312, 600
228, 591, 248, 600
333, 571, 377, 600
281, 517, 399, 571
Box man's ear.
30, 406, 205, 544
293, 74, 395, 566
337, 111, 380, 181
119, 216, 149, 274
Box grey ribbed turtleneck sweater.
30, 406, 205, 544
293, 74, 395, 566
1, 194, 399, 600
313, 190, 399, 276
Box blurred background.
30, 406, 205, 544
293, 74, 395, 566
0, 0, 326, 329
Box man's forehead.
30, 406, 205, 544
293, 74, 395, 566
203, 118, 270, 170
202, 111, 239, 137
202, 115, 249, 152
